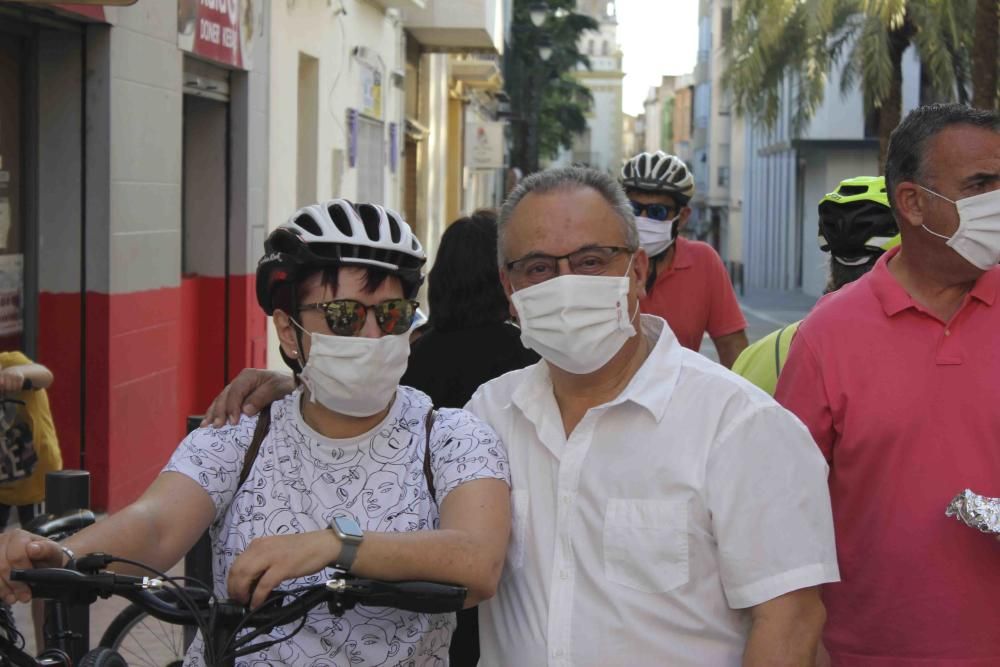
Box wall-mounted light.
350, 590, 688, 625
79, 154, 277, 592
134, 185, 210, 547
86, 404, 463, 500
529, 3, 548, 27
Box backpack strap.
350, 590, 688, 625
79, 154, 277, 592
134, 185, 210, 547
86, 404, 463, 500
239, 406, 272, 488
423, 408, 438, 505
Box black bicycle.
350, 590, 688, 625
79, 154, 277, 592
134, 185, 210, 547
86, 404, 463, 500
5, 552, 467, 667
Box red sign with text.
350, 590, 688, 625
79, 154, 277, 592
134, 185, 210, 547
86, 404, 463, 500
178, 0, 261, 70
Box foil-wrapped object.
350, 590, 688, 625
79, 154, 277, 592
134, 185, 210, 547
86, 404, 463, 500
945, 489, 1000, 534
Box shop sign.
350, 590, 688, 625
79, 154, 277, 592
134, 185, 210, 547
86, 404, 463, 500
178, 0, 263, 70
0, 255, 23, 338
465, 122, 506, 169
360, 64, 383, 120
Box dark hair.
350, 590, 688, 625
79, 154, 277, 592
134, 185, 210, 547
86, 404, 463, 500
825, 254, 879, 294
498, 166, 639, 264
885, 104, 1000, 212
428, 210, 509, 332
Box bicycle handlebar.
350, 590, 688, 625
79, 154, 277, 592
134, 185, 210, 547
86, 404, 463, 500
11, 566, 468, 626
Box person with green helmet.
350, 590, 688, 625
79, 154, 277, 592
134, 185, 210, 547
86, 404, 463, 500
732, 176, 900, 394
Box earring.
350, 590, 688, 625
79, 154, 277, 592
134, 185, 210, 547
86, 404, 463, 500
290, 349, 298, 357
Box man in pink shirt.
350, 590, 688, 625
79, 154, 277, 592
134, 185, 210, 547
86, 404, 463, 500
775, 103, 1000, 665
621, 151, 748, 367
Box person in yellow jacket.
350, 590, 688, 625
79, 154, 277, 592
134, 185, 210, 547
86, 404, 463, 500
733, 176, 900, 394
0, 351, 60, 528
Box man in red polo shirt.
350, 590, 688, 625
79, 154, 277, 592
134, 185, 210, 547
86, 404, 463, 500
775, 103, 1000, 665
621, 151, 748, 367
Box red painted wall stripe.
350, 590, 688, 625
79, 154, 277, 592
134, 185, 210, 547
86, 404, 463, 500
39, 275, 266, 512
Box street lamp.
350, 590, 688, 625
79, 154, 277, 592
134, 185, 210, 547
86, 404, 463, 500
538, 35, 554, 62
529, 3, 548, 27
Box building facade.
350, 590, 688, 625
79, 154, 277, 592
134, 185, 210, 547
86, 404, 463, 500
741, 46, 922, 297
549, 0, 624, 173
0, 0, 270, 509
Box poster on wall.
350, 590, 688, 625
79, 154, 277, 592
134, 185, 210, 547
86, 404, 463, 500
465, 122, 506, 169
0, 254, 23, 337
178, 0, 263, 70
360, 64, 383, 120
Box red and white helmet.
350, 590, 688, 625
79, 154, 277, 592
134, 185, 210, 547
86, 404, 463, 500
620, 151, 696, 203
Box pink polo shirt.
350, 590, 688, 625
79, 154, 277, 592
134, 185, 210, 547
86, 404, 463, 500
639, 237, 747, 351
775, 246, 1000, 666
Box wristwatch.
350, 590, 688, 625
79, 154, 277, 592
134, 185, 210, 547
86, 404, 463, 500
330, 516, 364, 572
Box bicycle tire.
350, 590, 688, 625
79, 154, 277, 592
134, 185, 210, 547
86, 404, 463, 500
78, 648, 128, 667
99, 602, 188, 667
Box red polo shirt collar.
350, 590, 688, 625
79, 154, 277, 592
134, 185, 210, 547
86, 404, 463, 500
868, 246, 1000, 318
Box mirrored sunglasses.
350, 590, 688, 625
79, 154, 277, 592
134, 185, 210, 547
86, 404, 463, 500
298, 298, 419, 336
630, 200, 675, 221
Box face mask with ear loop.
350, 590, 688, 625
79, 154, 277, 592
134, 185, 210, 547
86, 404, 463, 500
918, 185, 1000, 271
635, 215, 681, 258
511, 255, 640, 375
289, 318, 411, 418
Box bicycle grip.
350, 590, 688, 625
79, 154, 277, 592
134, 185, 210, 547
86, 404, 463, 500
348, 579, 467, 613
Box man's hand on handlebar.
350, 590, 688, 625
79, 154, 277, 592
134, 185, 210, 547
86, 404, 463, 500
227, 530, 341, 610
0, 529, 65, 604
201, 369, 296, 428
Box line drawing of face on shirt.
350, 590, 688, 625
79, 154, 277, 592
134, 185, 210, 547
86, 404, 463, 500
359, 465, 407, 519
371, 417, 420, 464
340, 618, 401, 667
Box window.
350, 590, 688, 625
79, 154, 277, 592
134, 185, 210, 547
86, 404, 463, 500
356, 115, 385, 204
718, 165, 730, 187
602, 41, 609, 56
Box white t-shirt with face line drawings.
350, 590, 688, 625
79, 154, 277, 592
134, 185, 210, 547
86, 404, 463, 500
164, 386, 509, 667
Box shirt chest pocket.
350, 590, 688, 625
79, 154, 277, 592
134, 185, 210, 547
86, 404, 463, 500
603, 498, 689, 593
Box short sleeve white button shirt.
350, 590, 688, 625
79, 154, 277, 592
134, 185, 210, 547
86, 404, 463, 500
467, 315, 839, 667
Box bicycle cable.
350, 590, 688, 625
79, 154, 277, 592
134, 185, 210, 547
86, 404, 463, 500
104, 556, 217, 662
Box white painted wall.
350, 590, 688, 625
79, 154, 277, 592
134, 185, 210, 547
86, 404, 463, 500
799, 147, 879, 297
267, 0, 405, 370
268, 0, 404, 222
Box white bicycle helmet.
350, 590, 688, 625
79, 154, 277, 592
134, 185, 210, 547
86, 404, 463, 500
620, 151, 696, 203
256, 199, 426, 314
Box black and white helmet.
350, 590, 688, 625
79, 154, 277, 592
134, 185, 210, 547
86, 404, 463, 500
620, 151, 696, 203
256, 199, 426, 315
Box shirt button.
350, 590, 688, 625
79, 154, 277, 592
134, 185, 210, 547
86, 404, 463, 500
944, 329, 951, 336
554, 649, 565, 657
560, 569, 570, 580
560, 493, 571, 504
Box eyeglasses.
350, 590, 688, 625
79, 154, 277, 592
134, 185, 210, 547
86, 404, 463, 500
298, 298, 419, 336
630, 200, 676, 221
505, 246, 632, 285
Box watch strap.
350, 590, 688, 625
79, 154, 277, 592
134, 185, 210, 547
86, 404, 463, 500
334, 539, 359, 572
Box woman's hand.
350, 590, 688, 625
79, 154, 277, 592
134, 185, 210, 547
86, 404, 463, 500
0, 529, 65, 604
0, 368, 25, 394
201, 369, 297, 428
227, 530, 340, 609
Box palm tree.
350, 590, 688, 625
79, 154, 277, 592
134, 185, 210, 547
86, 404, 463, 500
724, 0, 975, 170
971, 0, 998, 110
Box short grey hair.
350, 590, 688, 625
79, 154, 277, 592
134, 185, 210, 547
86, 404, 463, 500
497, 166, 639, 265
885, 103, 1000, 214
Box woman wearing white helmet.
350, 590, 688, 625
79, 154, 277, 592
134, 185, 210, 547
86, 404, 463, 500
0, 200, 512, 666
620, 151, 749, 367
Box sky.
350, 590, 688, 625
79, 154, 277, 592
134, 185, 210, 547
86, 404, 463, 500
616, 0, 699, 117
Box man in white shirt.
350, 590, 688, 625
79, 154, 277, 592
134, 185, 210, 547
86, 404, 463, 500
203, 167, 839, 665
474, 167, 838, 666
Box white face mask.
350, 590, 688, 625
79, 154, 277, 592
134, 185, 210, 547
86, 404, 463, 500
919, 185, 1000, 271
635, 215, 680, 257
293, 322, 411, 417
510, 259, 638, 375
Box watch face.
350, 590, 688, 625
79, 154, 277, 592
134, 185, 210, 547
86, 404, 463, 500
334, 516, 364, 540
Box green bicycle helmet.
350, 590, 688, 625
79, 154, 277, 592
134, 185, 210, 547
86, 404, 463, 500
818, 176, 898, 265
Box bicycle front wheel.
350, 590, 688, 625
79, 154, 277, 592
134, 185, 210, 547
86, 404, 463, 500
99, 602, 188, 667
